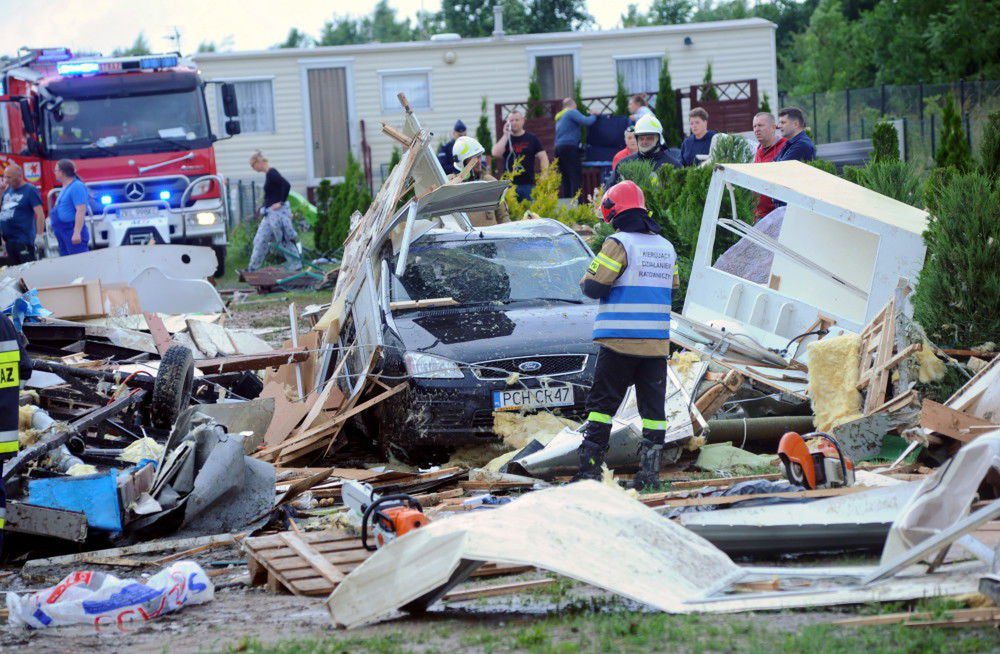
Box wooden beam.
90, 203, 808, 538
643, 485, 866, 509
833, 607, 1000, 627
443, 578, 555, 602
194, 348, 309, 374
143, 312, 174, 356
920, 398, 998, 443
381, 122, 413, 146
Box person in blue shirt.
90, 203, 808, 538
437, 120, 467, 176
679, 108, 717, 167
0, 164, 45, 264
554, 98, 599, 198
774, 106, 816, 163
51, 159, 90, 256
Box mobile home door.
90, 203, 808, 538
307, 67, 350, 179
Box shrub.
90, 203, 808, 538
574, 79, 587, 145
654, 56, 682, 147
315, 154, 371, 254
854, 160, 922, 206
935, 95, 973, 172
700, 63, 718, 101
979, 111, 1000, 179
589, 221, 614, 251
758, 92, 772, 114
922, 166, 957, 214
614, 75, 629, 117
871, 122, 900, 162
527, 69, 545, 118
707, 134, 753, 164
913, 172, 1000, 346
386, 146, 402, 176
809, 159, 838, 176
476, 97, 493, 151
502, 163, 598, 227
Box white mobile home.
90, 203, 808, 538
194, 18, 778, 192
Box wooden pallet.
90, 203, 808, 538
244, 530, 371, 597
856, 299, 921, 415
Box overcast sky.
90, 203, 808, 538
0, 0, 653, 57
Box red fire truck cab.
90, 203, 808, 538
0, 48, 240, 275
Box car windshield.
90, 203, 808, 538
390, 233, 593, 306
44, 89, 210, 156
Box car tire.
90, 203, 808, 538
211, 244, 227, 278
151, 345, 195, 429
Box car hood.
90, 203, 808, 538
392, 301, 598, 363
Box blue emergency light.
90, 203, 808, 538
141, 56, 179, 69
100, 195, 112, 205
159, 190, 171, 200
57, 61, 99, 75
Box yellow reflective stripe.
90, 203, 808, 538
595, 253, 622, 273
588, 411, 612, 424
0, 350, 19, 364
642, 418, 668, 431
0, 440, 18, 454
0, 361, 18, 389
0, 519, 5, 529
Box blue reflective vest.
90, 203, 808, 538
592, 232, 676, 340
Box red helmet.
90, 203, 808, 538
600, 181, 646, 223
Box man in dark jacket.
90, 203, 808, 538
437, 120, 467, 176
611, 114, 680, 184
774, 107, 816, 163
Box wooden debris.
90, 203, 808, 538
642, 485, 867, 509
920, 399, 998, 443
243, 530, 370, 597
143, 312, 174, 356
833, 607, 1000, 628
443, 578, 555, 602
194, 348, 310, 374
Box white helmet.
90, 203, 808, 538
452, 135, 485, 166
633, 114, 664, 152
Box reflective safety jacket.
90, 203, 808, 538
0, 312, 30, 461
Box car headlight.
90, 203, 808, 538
403, 352, 464, 379
195, 212, 218, 226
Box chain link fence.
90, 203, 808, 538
780, 79, 999, 166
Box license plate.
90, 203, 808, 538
493, 384, 574, 411
119, 206, 161, 221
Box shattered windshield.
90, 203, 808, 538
391, 233, 593, 306
44, 90, 211, 156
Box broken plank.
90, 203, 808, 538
644, 485, 867, 509
278, 532, 345, 587
194, 348, 309, 374
920, 399, 997, 443
443, 578, 555, 602
143, 312, 174, 356
833, 607, 1000, 627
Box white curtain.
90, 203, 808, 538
381, 72, 430, 111
218, 80, 274, 134
616, 57, 661, 95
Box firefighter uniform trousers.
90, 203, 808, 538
0, 331, 25, 555
583, 231, 675, 451
584, 347, 667, 447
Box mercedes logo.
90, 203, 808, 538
124, 181, 145, 202
518, 361, 542, 373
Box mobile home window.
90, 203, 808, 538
615, 57, 661, 95
380, 71, 430, 111
216, 79, 275, 134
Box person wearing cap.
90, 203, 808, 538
611, 114, 680, 184
554, 98, 600, 198
450, 136, 509, 227
574, 180, 678, 490
437, 120, 468, 176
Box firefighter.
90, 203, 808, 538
611, 114, 681, 184
0, 310, 31, 556
574, 180, 677, 490
451, 136, 510, 228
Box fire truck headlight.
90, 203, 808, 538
195, 212, 218, 226
159, 190, 171, 201
100, 195, 112, 205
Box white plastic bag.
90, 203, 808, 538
6, 561, 214, 630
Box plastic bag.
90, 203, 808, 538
6, 561, 213, 630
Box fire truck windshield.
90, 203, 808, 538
43, 89, 211, 157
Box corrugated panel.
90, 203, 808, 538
198, 24, 778, 193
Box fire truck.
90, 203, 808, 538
0, 48, 241, 275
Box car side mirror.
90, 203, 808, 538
225, 119, 241, 136
220, 83, 239, 117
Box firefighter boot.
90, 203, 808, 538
571, 439, 608, 482
632, 439, 663, 491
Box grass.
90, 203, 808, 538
217, 606, 1000, 654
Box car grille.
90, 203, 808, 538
471, 354, 588, 380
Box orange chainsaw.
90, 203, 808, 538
342, 480, 430, 550
778, 431, 855, 490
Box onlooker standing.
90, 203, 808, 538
451, 136, 510, 227
628, 95, 652, 123
774, 107, 816, 162
612, 127, 638, 170
751, 112, 787, 220
51, 160, 90, 256
679, 108, 717, 167
247, 151, 301, 272
0, 164, 45, 263
611, 114, 681, 184
437, 120, 467, 175
491, 110, 548, 202
554, 98, 599, 198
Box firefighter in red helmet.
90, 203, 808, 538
574, 180, 678, 490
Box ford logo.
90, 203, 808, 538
124, 181, 145, 202
518, 361, 542, 372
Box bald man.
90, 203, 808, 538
0, 165, 45, 263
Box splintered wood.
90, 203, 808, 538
856, 299, 921, 415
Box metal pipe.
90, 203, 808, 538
704, 416, 816, 446
394, 203, 418, 278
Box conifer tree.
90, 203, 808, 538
935, 95, 973, 172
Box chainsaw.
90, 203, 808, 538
342, 479, 429, 551
777, 431, 855, 490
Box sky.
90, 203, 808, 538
0, 0, 653, 57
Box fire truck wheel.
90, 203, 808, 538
151, 345, 195, 429
212, 245, 227, 278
